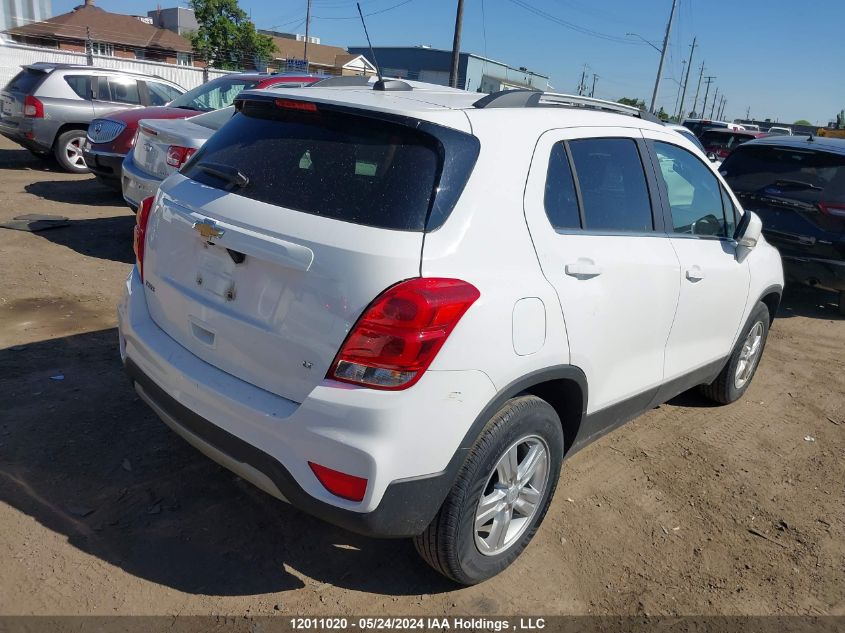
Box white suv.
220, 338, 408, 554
118, 80, 784, 584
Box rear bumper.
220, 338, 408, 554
0, 118, 51, 152
82, 148, 124, 180
117, 268, 496, 537
121, 152, 162, 210
783, 255, 845, 293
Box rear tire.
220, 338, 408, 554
53, 129, 89, 173
700, 302, 770, 404
414, 395, 564, 585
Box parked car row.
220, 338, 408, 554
0, 63, 323, 182
0, 62, 184, 172
82, 72, 323, 202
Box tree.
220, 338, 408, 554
793, 119, 812, 126
618, 97, 646, 110
656, 106, 669, 121
189, 0, 275, 70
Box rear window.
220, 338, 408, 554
568, 138, 654, 232
5, 69, 45, 93
721, 145, 845, 205
183, 102, 445, 231
169, 77, 257, 112
700, 131, 751, 149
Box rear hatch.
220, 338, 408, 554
132, 107, 233, 180
0, 66, 48, 127
721, 143, 845, 260
142, 93, 477, 403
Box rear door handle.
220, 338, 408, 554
685, 266, 705, 281
565, 260, 602, 278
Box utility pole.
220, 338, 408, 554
448, 0, 465, 88
676, 36, 696, 121
709, 86, 719, 118
85, 26, 93, 66
590, 73, 599, 98
701, 75, 715, 118
718, 97, 727, 121
690, 61, 704, 117
649, 0, 677, 113
577, 64, 588, 95
672, 60, 685, 118
303, 0, 312, 71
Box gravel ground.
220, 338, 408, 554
0, 137, 843, 618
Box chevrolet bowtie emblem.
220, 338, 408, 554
192, 219, 224, 241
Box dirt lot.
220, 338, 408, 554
0, 135, 843, 618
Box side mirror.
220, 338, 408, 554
734, 210, 762, 248
707, 152, 718, 162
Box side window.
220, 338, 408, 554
654, 141, 728, 237
64, 75, 91, 99
569, 138, 653, 232
145, 81, 182, 106
99, 77, 141, 105
543, 143, 581, 230
720, 186, 738, 237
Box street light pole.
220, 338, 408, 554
649, 0, 677, 114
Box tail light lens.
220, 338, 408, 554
308, 462, 367, 502
133, 196, 155, 281
24, 95, 43, 118
328, 278, 480, 390
274, 98, 318, 112
819, 201, 845, 218
166, 145, 197, 169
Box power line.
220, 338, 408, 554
505, 0, 644, 45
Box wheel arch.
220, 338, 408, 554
759, 285, 782, 325
51, 122, 89, 149
460, 366, 588, 456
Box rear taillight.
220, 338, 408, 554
328, 278, 480, 390
24, 95, 43, 118
133, 196, 154, 281
308, 462, 367, 502
819, 201, 845, 218
166, 145, 196, 169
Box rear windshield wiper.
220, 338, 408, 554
196, 162, 249, 189
768, 179, 823, 191
175, 105, 205, 111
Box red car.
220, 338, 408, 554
698, 127, 770, 161
82, 73, 322, 188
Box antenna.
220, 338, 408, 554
356, 2, 383, 83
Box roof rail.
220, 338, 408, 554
474, 89, 662, 123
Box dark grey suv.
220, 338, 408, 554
0, 62, 184, 173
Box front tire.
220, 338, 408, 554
53, 129, 89, 173
700, 301, 770, 404
414, 395, 564, 585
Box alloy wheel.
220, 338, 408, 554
474, 435, 550, 556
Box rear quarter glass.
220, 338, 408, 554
183, 100, 479, 232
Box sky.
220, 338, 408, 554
52, 0, 845, 125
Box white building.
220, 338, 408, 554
1, 0, 52, 37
